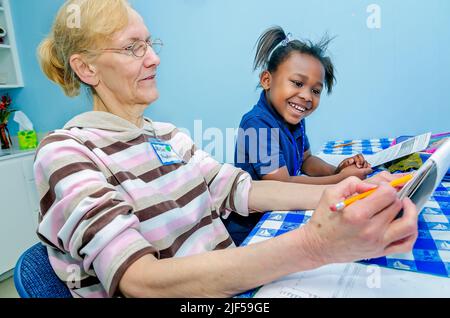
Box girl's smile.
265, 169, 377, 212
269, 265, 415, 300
262, 52, 325, 125
287, 100, 312, 117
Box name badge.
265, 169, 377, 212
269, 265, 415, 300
150, 141, 183, 165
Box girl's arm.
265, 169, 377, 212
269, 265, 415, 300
301, 150, 337, 176
262, 164, 372, 185
260, 151, 372, 185
262, 167, 348, 185
302, 151, 372, 178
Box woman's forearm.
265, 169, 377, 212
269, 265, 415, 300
119, 227, 323, 298
288, 174, 346, 185
248, 180, 329, 212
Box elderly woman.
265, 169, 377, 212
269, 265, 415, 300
35, 0, 418, 298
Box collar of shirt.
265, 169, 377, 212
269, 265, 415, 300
255, 90, 304, 140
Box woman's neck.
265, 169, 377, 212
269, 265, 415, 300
93, 94, 146, 128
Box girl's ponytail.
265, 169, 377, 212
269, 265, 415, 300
253, 26, 286, 72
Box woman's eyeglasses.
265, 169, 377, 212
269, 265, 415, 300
93, 38, 163, 58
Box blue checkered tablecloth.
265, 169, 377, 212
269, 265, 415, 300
242, 138, 450, 280
237, 186, 450, 298
242, 179, 450, 278
320, 138, 393, 155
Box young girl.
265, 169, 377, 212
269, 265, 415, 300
225, 26, 372, 245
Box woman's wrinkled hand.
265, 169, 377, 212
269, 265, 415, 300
298, 176, 418, 266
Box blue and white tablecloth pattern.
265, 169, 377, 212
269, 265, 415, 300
242, 180, 450, 278
242, 138, 450, 279
320, 138, 393, 155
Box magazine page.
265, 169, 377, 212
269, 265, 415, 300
367, 132, 431, 167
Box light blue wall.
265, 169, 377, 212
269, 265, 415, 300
6, 0, 88, 134
4, 0, 450, 158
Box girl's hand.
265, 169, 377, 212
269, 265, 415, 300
299, 177, 418, 265
338, 164, 372, 180
335, 154, 371, 173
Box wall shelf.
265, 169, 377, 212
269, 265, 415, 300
0, 84, 22, 89
0, 0, 24, 88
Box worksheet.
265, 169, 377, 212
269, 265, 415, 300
253, 262, 450, 298
367, 132, 431, 167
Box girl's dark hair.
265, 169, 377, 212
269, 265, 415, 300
254, 26, 336, 94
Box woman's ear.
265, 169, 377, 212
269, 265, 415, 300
69, 54, 99, 86
260, 71, 271, 90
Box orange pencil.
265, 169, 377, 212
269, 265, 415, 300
330, 174, 413, 212
333, 142, 357, 148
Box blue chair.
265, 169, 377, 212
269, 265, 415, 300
14, 243, 72, 298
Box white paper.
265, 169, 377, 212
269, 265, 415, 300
367, 132, 431, 167
253, 262, 450, 298
13, 111, 34, 131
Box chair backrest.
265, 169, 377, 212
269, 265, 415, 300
14, 243, 72, 298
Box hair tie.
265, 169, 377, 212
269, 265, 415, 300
267, 32, 294, 64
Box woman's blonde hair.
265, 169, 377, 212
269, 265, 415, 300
38, 0, 131, 97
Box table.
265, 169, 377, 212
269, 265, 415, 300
238, 138, 450, 298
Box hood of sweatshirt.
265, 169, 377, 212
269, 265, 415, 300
63, 111, 155, 134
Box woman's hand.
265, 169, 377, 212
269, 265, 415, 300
365, 171, 410, 186
335, 154, 371, 173
298, 176, 418, 265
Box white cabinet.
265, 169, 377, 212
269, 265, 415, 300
0, 151, 39, 276
0, 0, 24, 88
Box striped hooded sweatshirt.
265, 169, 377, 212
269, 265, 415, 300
34, 111, 252, 298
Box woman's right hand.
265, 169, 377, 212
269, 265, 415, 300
299, 176, 418, 266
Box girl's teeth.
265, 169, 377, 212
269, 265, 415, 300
289, 102, 305, 112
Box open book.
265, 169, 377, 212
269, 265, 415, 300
366, 132, 431, 167
397, 138, 450, 215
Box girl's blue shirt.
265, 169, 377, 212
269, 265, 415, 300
234, 90, 310, 180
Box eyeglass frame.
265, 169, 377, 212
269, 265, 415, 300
87, 38, 163, 58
